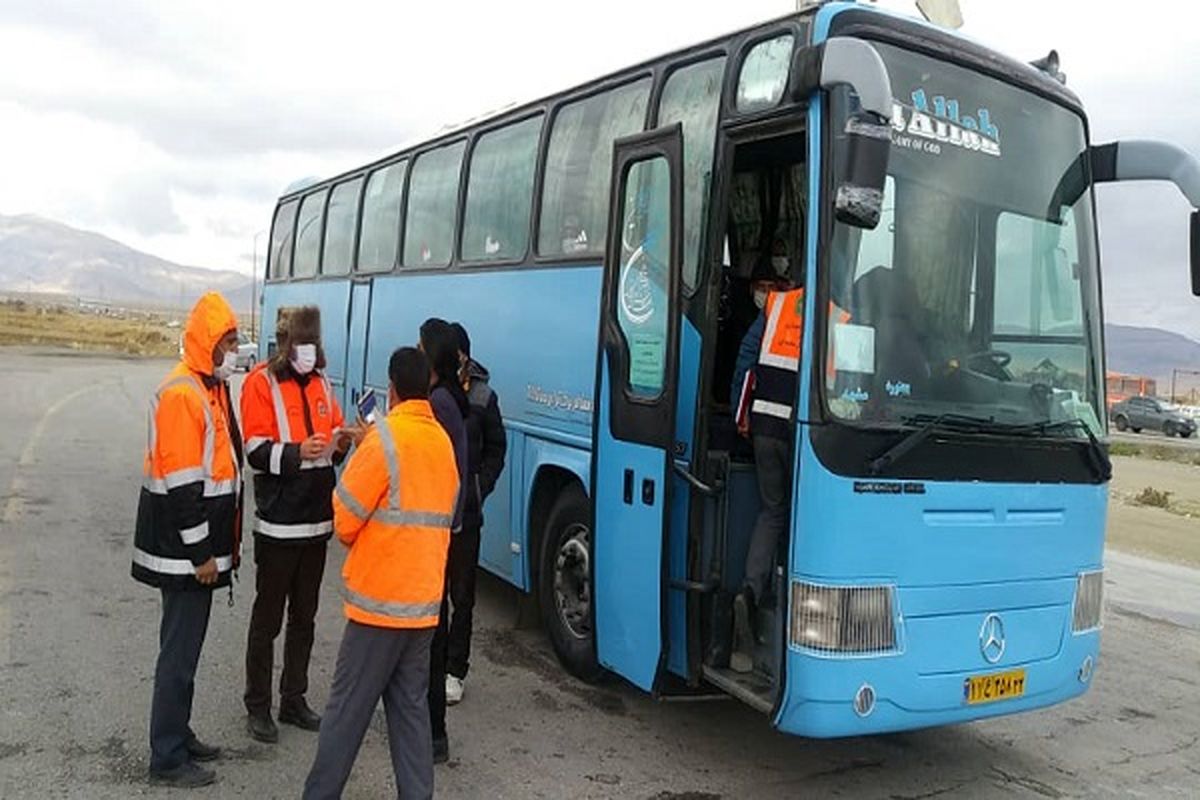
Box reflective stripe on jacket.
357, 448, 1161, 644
241, 364, 344, 544
132, 291, 242, 590
333, 399, 459, 629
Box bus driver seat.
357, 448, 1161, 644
850, 266, 932, 415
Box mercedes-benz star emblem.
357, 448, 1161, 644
979, 613, 1005, 664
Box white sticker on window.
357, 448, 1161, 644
833, 323, 875, 375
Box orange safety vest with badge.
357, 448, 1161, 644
332, 399, 459, 629
133, 292, 242, 589
750, 288, 851, 439
241, 364, 344, 543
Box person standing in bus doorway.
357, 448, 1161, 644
418, 318, 468, 764
302, 347, 459, 800
132, 291, 243, 789
444, 322, 507, 707
240, 306, 359, 744
729, 241, 801, 674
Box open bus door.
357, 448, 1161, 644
344, 276, 372, 417
591, 125, 684, 691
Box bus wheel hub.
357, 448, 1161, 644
554, 523, 592, 640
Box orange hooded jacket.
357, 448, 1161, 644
132, 292, 244, 590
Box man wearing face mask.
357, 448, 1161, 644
133, 291, 243, 788
240, 306, 357, 742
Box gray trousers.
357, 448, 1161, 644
744, 435, 792, 601
303, 621, 435, 800
150, 588, 213, 772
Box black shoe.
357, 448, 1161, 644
279, 699, 321, 731
149, 761, 216, 788
433, 736, 449, 765
731, 589, 756, 674
246, 709, 279, 743
186, 737, 221, 763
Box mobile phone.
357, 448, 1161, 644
356, 390, 378, 423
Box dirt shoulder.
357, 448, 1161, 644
0, 300, 178, 357
1108, 455, 1200, 567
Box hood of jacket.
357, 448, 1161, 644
182, 291, 238, 377
466, 358, 490, 384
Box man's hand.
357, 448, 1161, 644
300, 434, 329, 460
334, 424, 363, 454
194, 557, 218, 585
737, 418, 751, 439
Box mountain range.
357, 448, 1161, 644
0, 213, 1197, 388
0, 213, 252, 313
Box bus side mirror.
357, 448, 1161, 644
1192, 210, 1200, 296
792, 38, 894, 230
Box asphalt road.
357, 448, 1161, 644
1, 349, 1199, 799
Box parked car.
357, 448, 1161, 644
235, 332, 258, 371
1111, 396, 1197, 438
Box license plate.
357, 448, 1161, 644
963, 669, 1026, 705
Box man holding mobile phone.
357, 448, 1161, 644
240, 306, 363, 743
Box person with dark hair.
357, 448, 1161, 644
240, 306, 359, 743
443, 322, 506, 706
417, 317, 467, 765
303, 346, 459, 800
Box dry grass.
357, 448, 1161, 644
0, 300, 178, 357
1108, 456, 1200, 567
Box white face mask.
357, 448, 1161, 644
771, 256, 790, 271
291, 343, 317, 375
753, 288, 769, 310
213, 349, 237, 381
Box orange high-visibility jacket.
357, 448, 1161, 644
241, 364, 344, 543
752, 288, 851, 438
333, 399, 459, 629
133, 292, 243, 589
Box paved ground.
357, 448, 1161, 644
1, 349, 1199, 799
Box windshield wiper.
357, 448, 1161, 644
1012, 418, 1113, 481
867, 414, 998, 475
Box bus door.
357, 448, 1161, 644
591, 124, 684, 691
344, 276, 373, 416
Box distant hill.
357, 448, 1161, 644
1105, 323, 1200, 388
0, 214, 251, 312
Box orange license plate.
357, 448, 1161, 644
963, 669, 1026, 705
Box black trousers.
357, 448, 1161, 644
303, 622, 434, 800
244, 536, 327, 713
150, 588, 213, 772
445, 522, 481, 679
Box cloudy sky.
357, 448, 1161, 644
1, 0, 1198, 337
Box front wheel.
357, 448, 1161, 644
1181, 429, 1194, 439
538, 484, 606, 683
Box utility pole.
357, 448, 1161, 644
1170, 368, 1200, 403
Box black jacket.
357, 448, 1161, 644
463, 360, 506, 528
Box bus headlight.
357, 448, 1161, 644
790, 581, 898, 655
1072, 569, 1104, 633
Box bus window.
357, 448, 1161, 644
403, 142, 466, 268
736, 34, 793, 113
658, 56, 726, 290
461, 115, 542, 262
293, 189, 328, 279
538, 78, 651, 257
267, 199, 298, 280
359, 161, 406, 272
323, 177, 363, 276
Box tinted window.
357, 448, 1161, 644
268, 200, 298, 280
538, 79, 650, 257
403, 142, 465, 267
737, 34, 793, 112
359, 161, 406, 271
461, 116, 542, 262
323, 177, 363, 276
293, 189, 328, 278
658, 57, 726, 288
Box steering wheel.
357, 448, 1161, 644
965, 349, 1013, 379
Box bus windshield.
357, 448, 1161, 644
824, 42, 1105, 437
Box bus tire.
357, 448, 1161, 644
538, 484, 606, 684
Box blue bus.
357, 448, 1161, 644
258, 2, 1200, 737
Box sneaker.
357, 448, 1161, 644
731, 589, 756, 674
445, 675, 464, 706
149, 761, 216, 788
